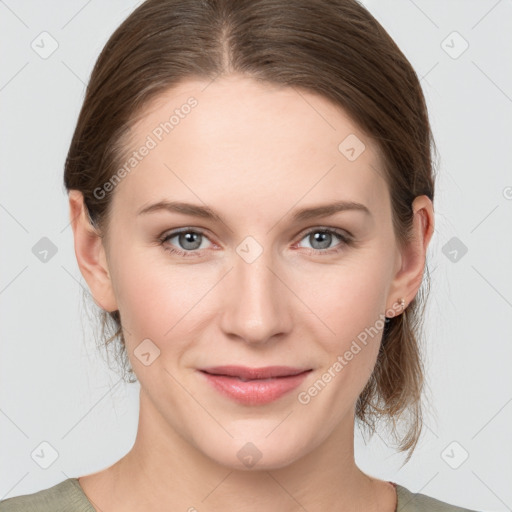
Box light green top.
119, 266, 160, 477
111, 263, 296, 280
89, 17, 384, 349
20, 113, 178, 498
0, 478, 479, 511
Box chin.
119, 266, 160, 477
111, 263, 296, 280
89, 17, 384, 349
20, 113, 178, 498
195, 426, 312, 472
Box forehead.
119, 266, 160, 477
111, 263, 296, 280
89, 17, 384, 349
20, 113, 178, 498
110, 75, 388, 220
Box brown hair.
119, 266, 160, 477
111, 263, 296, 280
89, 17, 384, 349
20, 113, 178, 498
64, 0, 437, 461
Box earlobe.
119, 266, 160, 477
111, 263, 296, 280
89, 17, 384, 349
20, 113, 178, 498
68, 190, 118, 312
386, 195, 435, 312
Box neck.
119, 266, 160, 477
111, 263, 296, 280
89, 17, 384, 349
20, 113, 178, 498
82, 388, 389, 512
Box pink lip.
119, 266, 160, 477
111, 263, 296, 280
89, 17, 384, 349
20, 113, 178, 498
198, 366, 312, 405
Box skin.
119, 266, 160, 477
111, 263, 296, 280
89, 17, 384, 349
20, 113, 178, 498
69, 74, 434, 512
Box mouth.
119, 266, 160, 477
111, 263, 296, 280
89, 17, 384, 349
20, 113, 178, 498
197, 366, 313, 405
199, 365, 311, 380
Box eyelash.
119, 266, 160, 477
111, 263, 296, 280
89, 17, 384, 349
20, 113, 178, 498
158, 227, 353, 258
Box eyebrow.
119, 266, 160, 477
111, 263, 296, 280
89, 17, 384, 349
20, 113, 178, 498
137, 199, 371, 222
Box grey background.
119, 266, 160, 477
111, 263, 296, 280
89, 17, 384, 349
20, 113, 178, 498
1, 1, 511, 510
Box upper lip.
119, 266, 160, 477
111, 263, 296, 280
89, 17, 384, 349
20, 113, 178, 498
199, 365, 311, 380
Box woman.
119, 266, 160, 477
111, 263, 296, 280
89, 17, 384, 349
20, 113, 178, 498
0, 0, 478, 510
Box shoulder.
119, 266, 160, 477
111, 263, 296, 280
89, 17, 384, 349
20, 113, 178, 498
395, 483, 479, 512
0, 478, 95, 512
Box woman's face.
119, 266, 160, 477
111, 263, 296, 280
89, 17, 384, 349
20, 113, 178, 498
89, 75, 414, 469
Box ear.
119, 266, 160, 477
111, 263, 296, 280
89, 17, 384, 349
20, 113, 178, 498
68, 190, 118, 312
386, 195, 435, 313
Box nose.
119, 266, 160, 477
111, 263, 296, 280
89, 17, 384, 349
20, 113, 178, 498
218, 247, 293, 345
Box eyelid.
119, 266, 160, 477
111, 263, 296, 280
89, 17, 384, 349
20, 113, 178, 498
292, 226, 353, 255
295, 225, 353, 241
159, 225, 353, 256
159, 226, 216, 247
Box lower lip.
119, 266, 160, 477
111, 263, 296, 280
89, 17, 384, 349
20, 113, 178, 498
199, 370, 311, 405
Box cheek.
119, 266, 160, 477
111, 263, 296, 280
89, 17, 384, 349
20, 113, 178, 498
305, 255, 390, 386
109, 249, 217, 350
314, 259, 389, 338
108, 248, 171, 336
110, 234, 391, 363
